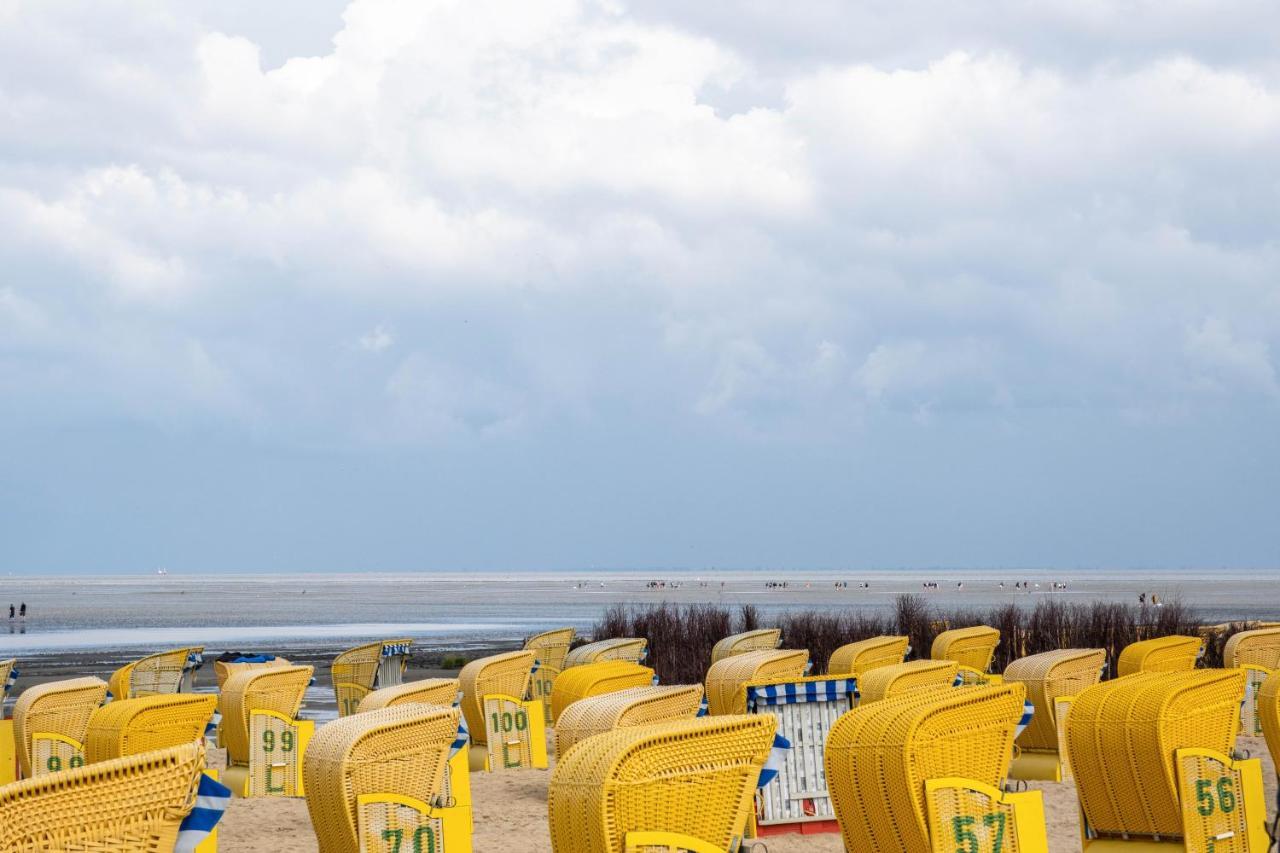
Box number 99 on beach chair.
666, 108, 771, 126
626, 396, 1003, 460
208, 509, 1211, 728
220, 664, 314, 798
108, 647, 205, 700
458, 651, 546, 771
12, 676, 109, 779
332, 639, 412, 718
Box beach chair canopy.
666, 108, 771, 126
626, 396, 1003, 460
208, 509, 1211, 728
220, 664, 314, 767
303, 703, 461, 853
458, 650, 535, 744
930, 625, 1000, 673
564, 638, 648, 668
704, 649, 809, 716
524, 627, 577, 673
107, 647, 204, 701
356, 677, 460, 713
1003, 648, 1105, 752
825, 682, 1027, 853
554, 684, 705, 757
858, 660, 959, 704
550, 661, 656, 723
710, 629, 782, 665
84, 693, 217, 763
12, 676, 109, 779
827, 635, 910, 679
548, 714, 777, 853
331, 639, 412, 717
1116, 634, 1203, 677
0, 741, 208, 851
1224, 627, 1280, 670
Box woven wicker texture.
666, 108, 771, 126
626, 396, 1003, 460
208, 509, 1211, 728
564, 638, 649, 668
1256, 671, 1280, 785
710, 629, 782, 665
83, 693, 217, 763
458, 650, 535, 745
550, 661, 657, 724
525, 627, 577, 673
0, 658, 14, 702
827, 636, 910, 679
555, 684, 705, 757
859, 660, 959, 704
825, 682, 1026, 853
302, 703, 460, 853
548, 714, 776, 853
924, 778, 1049, 853
12, 676, 108, 779
221, 664, 314, 766
704, 650, 809, 716
930, 626, 1000, 673
0, 740, 205, 852
1224, 627, 1280, 670
1065, 668, 1244, 838
1115, 634, 1203, 676
107, 647, 203, 701
1002, 648, 1105, 752
331, 639, 412, 718
356, 678, 460, 713
214, 656, 291, 690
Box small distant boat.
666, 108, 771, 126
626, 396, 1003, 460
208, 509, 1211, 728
156, 567, 169, 576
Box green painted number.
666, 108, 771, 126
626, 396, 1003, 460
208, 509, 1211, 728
47, 756, 61, 773
382, 828, 403, 852
515, 710, 528, 732
952, 815, 978, 853
70, 755, 84, 768
263, 729, 275, 752
1195, 776, 1237, 815
412, 825, 437, 853
281, 730, 294, 753
1217, 777, 1236, 813
983, 812, 1006, 853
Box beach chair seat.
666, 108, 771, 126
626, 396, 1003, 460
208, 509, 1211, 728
107, 647, 204, 701
356, 678, 460, 713
1066, 669, 1268, 849
1224, 627, 1280, 670
12, 676, 109, 779
303, 704, 465, 853
550, 661, 657, 724
710, 629, 782, 665
0, 740, 211, 851
704, 649, 809, 716
331, 639, 412, 718
859, 660, 959, 704
84, 693, 217, 763
220, 664, 314, 797
548, 714, 777, 853
931, 626, 1000, 679
213, 654, 291, 690
827, 635, 910, 678
564, 638, 648, 668
554, 684, 705, 757
1115, 635, 1203, 677
825, 682, 1034, 853
1003, 648, 1106, 781
525, 627, 577, 722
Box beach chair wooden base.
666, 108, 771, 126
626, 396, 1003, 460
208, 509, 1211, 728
0, 721, 14, 786
623, 830, 734, 852
30, 731, 85, 777
474, 694, 547, 772
224, 711, 314, 797
356, 792, 472, 853
925, 778, 1048, 853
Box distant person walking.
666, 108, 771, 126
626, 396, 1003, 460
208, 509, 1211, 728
18, 603, 25, 619
7, 604, 12, 620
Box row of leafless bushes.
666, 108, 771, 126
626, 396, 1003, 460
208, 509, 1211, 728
594, 595, 1251, 684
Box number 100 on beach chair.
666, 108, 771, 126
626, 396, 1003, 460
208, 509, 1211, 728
459, 651, 546, 771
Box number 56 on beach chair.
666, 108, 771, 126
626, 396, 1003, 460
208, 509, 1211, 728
220, 664, 315, 797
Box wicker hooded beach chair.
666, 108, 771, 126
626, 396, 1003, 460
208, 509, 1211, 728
220, 664, 314, 797
107, 647, 204, 701
458, 651, 535, 745
548, 714, 777, 853
84, 693, 217, 763
710, 629, 782, 665
525, 627, 577, 721
825, 682, 1034, 853
550, 661, 657, 724
356, 678, 460, 713
827, 635, 910, 679
12, 676, 108, 778
564, 638, 648, 668
704, 649, 809, 716
0, 740, 207, 851
931, 626, 1000, 680
1115, 635, 1203, 677
555, 684, 705, 757
1066, 669, 1267, 849
1003, 648, 1105, 781
303, 704, 463, 853
1259, 671, 1280, 790
213, 655, 291, 690
858, 660, 959, 704
331, 639, 412, 718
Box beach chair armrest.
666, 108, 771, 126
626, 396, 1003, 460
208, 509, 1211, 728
623, 830, 733, 853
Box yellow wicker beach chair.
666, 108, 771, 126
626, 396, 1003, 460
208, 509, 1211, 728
0, 659, 15, 706
83, 693, 217, 763
0, 740, 208, 851
356, 678, 460, 713
550, 661, 657, 724
525, 627, 576, 722
1224, 626, 1280, 670
554, 684, 705, 757
107, 647, 204, 700
332, 639, 412, 718
827, 635, 911, 679
457, 651, 535, 745
710, 629, 782, 665
12, 676, 108, 779
1115, 634, 1203, 677
303, 704, 464, 853
548, 714, 777, 853
704, 649, 809, 716
825, 683, 1033, 853
858, 660, 960, 704
1066, 669, 1268, 849
220, 664, 314, 797
1258, 671, 1280, 777
931, 625, 1000, 681
213, 655, 291, 690
1003, 648, 1106, 782
564, 637, 649, 668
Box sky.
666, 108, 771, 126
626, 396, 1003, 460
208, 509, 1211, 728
1, 0, 1278, 574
